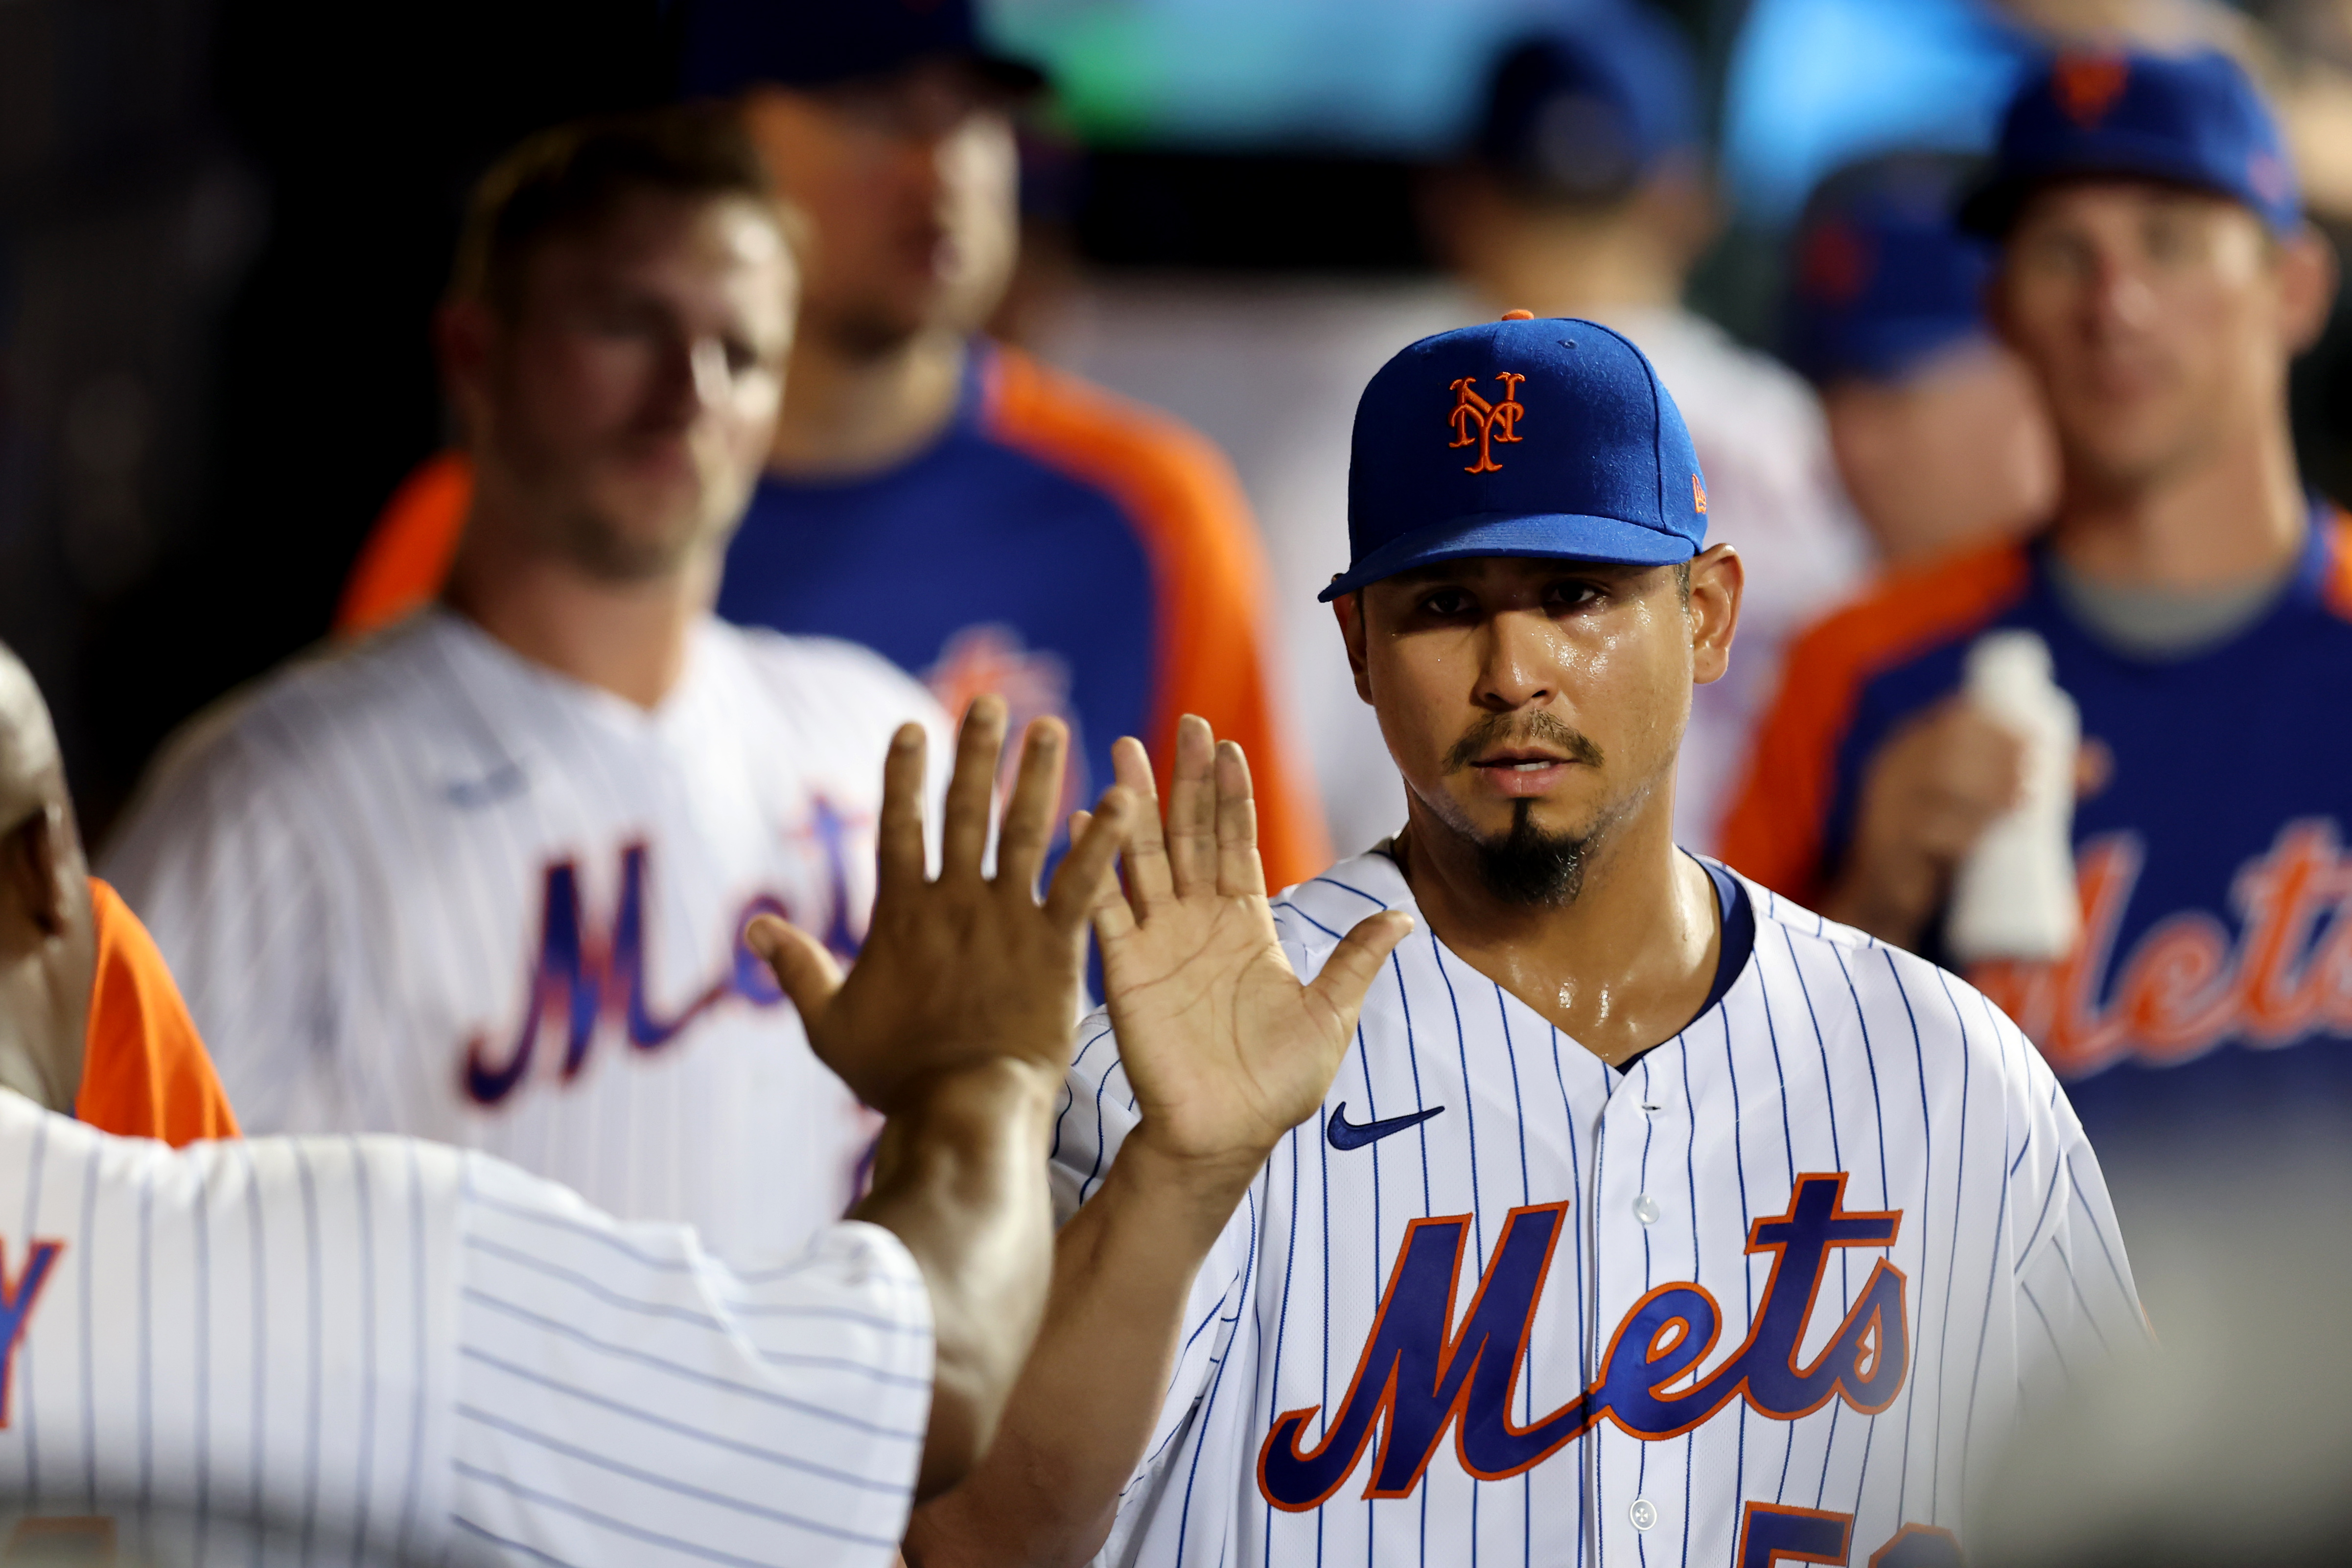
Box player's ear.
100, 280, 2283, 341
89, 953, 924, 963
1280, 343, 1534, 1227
2278, 223, 2339, 355
0, 807, 70, 943
1333, 592, 1374, 705
435, 298, 498, 437
1685, 544, 1742, 687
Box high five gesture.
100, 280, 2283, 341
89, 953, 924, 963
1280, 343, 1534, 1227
1081, 718, 1412, 1184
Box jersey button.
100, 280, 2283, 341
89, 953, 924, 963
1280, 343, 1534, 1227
1631, 1194, 1661, 1225
1629, 1498, 1658, 1531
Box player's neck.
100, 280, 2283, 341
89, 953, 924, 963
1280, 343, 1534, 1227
443, 520, 718, 713
2049, 415, 2308, 592
1393, 794, 1720, 1066
769, 321, 967, 481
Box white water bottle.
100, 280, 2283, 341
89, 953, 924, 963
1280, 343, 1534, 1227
1945, 630, 2081, 964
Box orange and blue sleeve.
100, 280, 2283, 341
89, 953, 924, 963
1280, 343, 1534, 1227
1718, 542, 2033, 906
988, 349, 1333, 890
77, 878, 240, 1146
336, 450, 474, 637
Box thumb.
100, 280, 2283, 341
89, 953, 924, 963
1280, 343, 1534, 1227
746, 914, 844, 1026
1305, 910, 1413, 1034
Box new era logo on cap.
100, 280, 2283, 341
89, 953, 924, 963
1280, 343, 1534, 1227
1321, 313, 1708, 601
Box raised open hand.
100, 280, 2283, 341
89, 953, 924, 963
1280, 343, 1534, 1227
748, 696, 1135, 1114
1081, 717, 1412, 1184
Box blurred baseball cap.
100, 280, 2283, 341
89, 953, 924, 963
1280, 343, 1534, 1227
682, 0, 1046, 100
1959, 48, 2299, 236
1786, 153, 1995, 387
1473, 0, 1701, 199
1322, 315, 1708, 600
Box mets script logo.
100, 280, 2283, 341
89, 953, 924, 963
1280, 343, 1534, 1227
2052, 54, 2129, 127
1449, 372, 1527, 474
1258, 1173, 1906, 1509
1972, 817, 2352, 1078
463, 804, 862, 1107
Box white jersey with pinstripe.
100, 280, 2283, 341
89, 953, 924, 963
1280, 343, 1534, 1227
0, 1088, 930, 1564
103, 607, 952, 1261
1050, 849, 2144, 1568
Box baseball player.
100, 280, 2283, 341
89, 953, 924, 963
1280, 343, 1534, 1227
0, 682, 1138, 1563
0, 646, 235, 1148
339, 0, 1332, 893
102, 108, 950, 1259
1720, 51, 2350, 1252
905, 316, 2143, 1568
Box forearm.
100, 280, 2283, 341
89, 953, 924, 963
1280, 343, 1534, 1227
904, 1138, 1257, 1568
853, 1059, 1062, 1501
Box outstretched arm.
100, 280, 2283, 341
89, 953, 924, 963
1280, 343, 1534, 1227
753, 697, 1134, 1502
904, 718, 1410, 1567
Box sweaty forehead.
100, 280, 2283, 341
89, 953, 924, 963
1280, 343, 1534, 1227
1380, 556, 1658, 590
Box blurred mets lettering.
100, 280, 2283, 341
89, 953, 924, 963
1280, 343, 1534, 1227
0, 1238, 61, 1428
1868, 1524, 1966, 1567
1448, 373, 1527, 474
464, 819, 857, 1106
1972, 819, 2352, 1077
2053, 54, 2130, 126
1257, 1175, 1907, 1508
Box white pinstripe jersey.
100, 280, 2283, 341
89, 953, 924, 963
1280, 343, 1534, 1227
1052, 851, 2144, 1568
104, 609, 951, 1260
0, 1089, 931, 1565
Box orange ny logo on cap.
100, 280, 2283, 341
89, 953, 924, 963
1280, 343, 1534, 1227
1692, 474, 1708, 514
1448, 373, 1527, 474
2053, 54, 2129, 127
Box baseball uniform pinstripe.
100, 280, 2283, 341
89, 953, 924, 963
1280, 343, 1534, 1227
104, 608, 951, 1259
0, 1088, 931, 1565
1051, 849, 2142, 1568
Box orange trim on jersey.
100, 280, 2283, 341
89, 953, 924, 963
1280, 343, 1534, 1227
76, 879, 239, 1146
336, 450, 472, 637
1717, 541, 2033, 905
982, 346, 1333, 890
2321, 508, 2352, 622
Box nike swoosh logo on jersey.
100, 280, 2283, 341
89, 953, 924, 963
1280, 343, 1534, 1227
1326, 1101, 1444, 1151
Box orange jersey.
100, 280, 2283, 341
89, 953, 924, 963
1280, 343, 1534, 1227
78, 878, 239, 1146
339, 341, 1331, 890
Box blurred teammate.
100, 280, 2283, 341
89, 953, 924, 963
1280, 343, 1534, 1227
1420, 0, 1874, 850
0, 645, 235, 1147
2, 673, 1139, 1565
340, 0, 1329, 889
906, 316, 2137, 1568
1786, 152, 2059, 566
1723, 52, 2348, 1243
105, 109, 951, 1258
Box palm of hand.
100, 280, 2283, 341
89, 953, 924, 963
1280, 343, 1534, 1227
1089, 722, 1410, 1178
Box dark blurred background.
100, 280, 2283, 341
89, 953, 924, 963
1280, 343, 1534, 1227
4, 0, 2348, 835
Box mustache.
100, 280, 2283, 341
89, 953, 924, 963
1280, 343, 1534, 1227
1442, 712, 1604, 774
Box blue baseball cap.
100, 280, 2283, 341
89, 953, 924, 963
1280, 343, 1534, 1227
1959, 48, 2300, 237
1322, 315, 1708, 601
1785, 153, 1994, 387
683, 0, 1045, 99
1474, 1, 1702, 199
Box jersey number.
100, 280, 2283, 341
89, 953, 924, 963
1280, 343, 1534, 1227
1739, 1503, 1962, 1568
